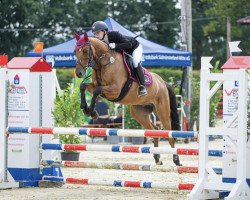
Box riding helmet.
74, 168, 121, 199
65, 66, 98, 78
92, 21, 108, 33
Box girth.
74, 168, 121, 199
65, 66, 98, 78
103, 78, 133, 102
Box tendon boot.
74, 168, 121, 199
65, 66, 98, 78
173, 154, 182, 166
135, 63, 148, 97
153, 154, 163, 165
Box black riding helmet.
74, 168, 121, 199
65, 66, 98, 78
92, 21, 108, 33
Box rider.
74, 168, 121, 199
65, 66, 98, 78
91, 21, 148, 97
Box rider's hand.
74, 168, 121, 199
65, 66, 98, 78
109, 43, 116, 49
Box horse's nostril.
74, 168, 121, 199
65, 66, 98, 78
77, 72, 82, 77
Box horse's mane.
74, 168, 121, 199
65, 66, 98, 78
89, 37, 110, 52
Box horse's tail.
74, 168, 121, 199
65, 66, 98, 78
165, 82, 180, 131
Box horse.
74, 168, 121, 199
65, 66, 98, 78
74, 32, 182, 166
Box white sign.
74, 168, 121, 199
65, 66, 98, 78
8, 71, 29, 126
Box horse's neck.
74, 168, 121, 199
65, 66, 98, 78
89, 38, 128, 85
89, 38, 109, 57
89, 38, 109, 84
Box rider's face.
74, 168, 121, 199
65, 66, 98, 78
94, 30, 105, 40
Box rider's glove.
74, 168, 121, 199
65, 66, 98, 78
109, 43, 116, 49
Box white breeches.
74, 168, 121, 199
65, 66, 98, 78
132, 44, 143, 68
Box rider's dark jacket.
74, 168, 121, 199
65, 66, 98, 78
107, 31, 139, 55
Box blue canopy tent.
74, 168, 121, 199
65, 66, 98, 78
27, 17, 192, 67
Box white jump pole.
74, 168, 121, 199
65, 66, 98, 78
0, 68, 19, 189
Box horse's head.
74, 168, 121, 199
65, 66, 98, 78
74, 32, 93, 78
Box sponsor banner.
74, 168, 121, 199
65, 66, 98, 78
143, 54, 191, 61
44, 53, 192, 67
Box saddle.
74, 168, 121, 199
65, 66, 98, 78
122, 52, 152, 87
107, 52, 152, 102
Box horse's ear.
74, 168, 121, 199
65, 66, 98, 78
74, 32, 80, 41
84, 32, 89, 42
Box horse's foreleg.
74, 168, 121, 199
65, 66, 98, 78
88, 86, 102, 119
80, 82, 91, 116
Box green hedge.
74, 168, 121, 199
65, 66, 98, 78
56, 68, 75, 90
190, 69, 221, 130
52, 84, 82, 145
148, 67, 183, 94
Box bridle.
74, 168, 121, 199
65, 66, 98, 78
76, 42, 95, 72
76, 41, 116, 72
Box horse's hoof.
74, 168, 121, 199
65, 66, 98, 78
173, 159, 182, 166
156, 161, 163, 165
81, 105, 87, 110
82, 110, 91, 117
175, 162, 183, 166
91, 110, 99, 120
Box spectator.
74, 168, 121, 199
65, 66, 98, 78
109, 104, 122, 124
88, 97, 110, 125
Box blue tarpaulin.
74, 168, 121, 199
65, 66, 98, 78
27, 17, 192, 67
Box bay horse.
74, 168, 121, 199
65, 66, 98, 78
74, 32, 181, 166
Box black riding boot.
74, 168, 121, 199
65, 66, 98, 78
135, 63, 148, 97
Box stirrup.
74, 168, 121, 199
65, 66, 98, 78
137, 85, 148, 97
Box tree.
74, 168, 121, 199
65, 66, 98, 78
201, 0, 250, 64
109, 0, 179, 47
0, 0, 110, 58
0, 0, 41, 57
191, 1, 224, 68
39, 0, 79, 46
145, 0, 180, 47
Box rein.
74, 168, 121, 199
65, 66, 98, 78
82, 72, 92, 82
76, 41, 116, 72
95, 49, 116, 68
76, 41, 116, 85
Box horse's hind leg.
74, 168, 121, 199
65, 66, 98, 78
154, 98, 182, 166
130, 105, 163, 165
